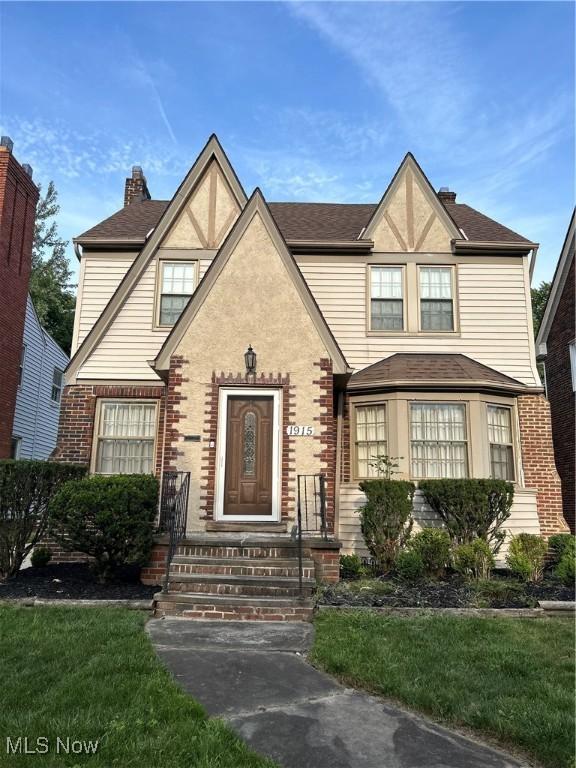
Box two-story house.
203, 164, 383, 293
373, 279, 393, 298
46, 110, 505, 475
56, 135, 568, 619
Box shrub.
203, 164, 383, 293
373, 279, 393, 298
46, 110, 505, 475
339, 554, 367, 580
395, 549, 424, 581
418, 479, 514, 554
0, 460, 86, 580
555, 552, 575, 587
472, 579, 526, 608
453, 539, 495, 581
49, 474, 159, 582
506, 533, 547, 582
31, 547, 52, 568
407, 528, 451, 578
548, 534, 575, 567
359, 479, 415, 574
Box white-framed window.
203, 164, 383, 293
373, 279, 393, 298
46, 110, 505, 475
487, 405, 515, 481
11, 436, 22, 459
158, 261, 195, 326
51, 368, 63, 403
419, 266, 454, 331
94, 401, 157, 475
355, 404, 387, 478
18, 345, 26, 386
410, 402, 468, 478
370, 266, 404, 330
570, 341, 576, 392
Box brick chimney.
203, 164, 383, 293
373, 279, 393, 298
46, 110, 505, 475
124, 165, 151, 206
0, 136, 39, 458
438, 187, 457, 204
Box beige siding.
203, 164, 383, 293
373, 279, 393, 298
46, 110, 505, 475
77, 257, 212, 380
339, 485, 540, 564
298, 257, 539, 385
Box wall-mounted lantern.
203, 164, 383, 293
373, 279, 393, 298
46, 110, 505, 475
244, 345, 257, 375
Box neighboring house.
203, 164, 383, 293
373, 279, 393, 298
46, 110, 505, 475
0, 136, 39, 458
536, 210, 575, 533
12, 295, 69, 459
55, 135, 568, 616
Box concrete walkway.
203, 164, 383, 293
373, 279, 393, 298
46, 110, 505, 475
147, 619, 526, 768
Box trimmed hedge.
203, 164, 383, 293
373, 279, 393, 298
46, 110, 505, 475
418, 479, 513, 553
0, 460, 86, 580
49, 474, 159, 582
359, 479, 415, 574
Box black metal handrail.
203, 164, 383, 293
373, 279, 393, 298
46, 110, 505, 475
159, 471, 190, 593
296, 473, 328, 594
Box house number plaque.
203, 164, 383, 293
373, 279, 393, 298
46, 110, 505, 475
286, 425, 315, 436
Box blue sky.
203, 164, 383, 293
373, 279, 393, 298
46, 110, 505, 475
1, 1, 573, 285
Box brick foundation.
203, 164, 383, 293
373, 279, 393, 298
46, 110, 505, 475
141, 542, 168, 585
517, 394, 569, 536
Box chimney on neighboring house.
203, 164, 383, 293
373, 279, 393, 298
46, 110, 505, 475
438, 187, 457, 204
0, 136, 39, 458
124, 165, 151, 207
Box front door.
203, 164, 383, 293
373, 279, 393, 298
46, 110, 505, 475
223, 396, 273, 516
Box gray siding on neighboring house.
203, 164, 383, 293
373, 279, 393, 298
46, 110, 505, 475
12, 296, 69, 459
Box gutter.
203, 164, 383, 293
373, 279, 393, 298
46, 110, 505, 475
346, 378, 543, 396
453, 239, 537, 256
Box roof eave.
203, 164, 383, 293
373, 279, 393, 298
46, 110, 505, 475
287, 239, 374, 254
346, 378, 539, 395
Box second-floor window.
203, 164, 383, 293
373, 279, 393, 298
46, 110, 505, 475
420, 267, 454, 331
410, 402, 468, 478
370, 266, 404, 330
487, 405, 515, 480
51, 368, 63, 403
159, 261, 195, 326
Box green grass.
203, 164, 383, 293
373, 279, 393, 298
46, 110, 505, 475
312, 611, 575, 768
0, 606, 275, 768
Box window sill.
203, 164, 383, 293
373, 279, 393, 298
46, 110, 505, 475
366, 330, 461, 338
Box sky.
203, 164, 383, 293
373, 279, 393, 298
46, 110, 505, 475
0, 1, 574, 286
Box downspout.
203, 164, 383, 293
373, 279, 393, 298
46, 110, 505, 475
529, 244, 539, 282
334, 390, 344, 539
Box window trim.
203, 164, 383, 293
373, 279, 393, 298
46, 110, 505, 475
366, 264, 407, 335
352, 401, 389, 479
51, 367, 63, 404
408, 400, 470, 480
417, 265, 459, 334
154, 258, 198, 330
18, 344, 26, 388
90, 399, 159, 475
486, 403, 516, 482
11, 435, 22, 459
570, 340, 576, 392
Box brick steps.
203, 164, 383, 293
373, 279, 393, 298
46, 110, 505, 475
153, 536, 323, 621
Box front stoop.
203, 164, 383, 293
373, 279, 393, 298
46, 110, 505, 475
153, 535, 339, 621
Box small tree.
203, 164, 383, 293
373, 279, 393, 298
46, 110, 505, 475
368, 455, 403, 480
0, 460, 86, 580
359, 479, 415, 574
49, 474, 159, 582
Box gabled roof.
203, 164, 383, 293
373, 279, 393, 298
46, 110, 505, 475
153, 189, 349, 374
348, 353, 532, 393
536, 209, 575, 353
66, 134, 246, 381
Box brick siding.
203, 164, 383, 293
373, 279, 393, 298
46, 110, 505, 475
313, 359, 336, 533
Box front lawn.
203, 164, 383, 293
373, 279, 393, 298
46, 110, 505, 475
312, 611, 575, 768
0, 606, 274, 768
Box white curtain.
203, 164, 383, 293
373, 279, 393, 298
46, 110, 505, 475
410, 403, 467, 478
356, 405, 387, 477
97, 402, 156, 474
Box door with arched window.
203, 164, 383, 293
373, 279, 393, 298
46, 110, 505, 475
223, 396, 273, 516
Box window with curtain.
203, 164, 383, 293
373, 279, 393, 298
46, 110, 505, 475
51, 368, 63, 402
159, 262, 195, 326
355, 404, 387, 477
420, 267, 454, 331
487, 405, 515, 481
95, 402, 156, 474
410, 402, 468, 478
370, 267, 404, 330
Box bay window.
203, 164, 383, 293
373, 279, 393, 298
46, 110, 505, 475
410, 402, 468, 478
94, 401, 156, 474
370, 267, 404, 331
487, 405, 515, 481
355, 404, 387, 478
158, 261, 195, 326
420, 267, 454, 331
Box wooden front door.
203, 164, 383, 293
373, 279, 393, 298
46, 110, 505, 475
223, 396, 273, 516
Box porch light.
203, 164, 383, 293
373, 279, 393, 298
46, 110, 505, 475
244, 345, 257, 374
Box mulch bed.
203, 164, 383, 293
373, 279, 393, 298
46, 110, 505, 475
320, 574, 575, 609
0, 563, 158, 601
